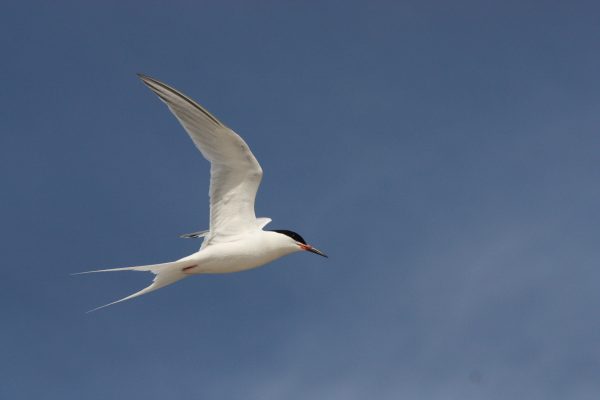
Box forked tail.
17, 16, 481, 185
73, 259, 194, 312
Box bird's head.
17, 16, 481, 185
270, 230, 328, 258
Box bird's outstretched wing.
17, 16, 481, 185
138, 74, 264, 243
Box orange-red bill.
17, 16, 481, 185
299, 243, 328, 258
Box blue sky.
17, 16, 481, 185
2, 1, 600, 399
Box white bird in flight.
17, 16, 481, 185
77, 74, 327, 312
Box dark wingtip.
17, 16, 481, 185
136, 73, 156, 85
179, 233, 199, 239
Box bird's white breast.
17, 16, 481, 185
186, 231, 296, 274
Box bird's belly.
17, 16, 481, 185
189, 245, 287, 274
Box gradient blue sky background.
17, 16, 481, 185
2, 1, 600, 399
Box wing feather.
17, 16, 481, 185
138, 74, 263, 242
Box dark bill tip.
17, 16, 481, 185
306, 246, 328, 258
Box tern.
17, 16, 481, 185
77, 74, 327, 312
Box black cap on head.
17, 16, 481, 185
270, 230, 307, 245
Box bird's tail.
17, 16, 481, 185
73, 259, 195, 312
